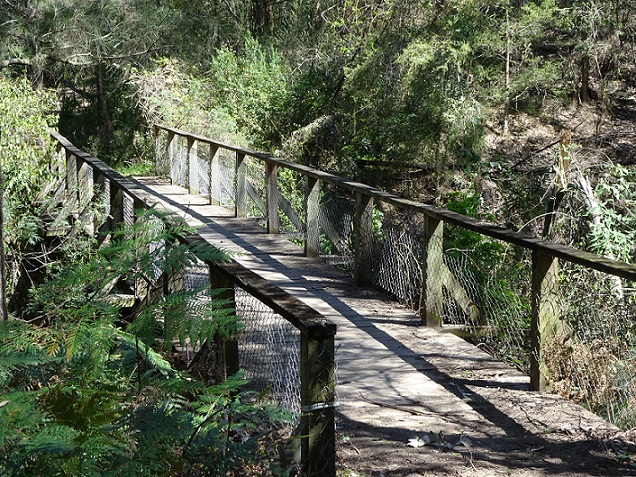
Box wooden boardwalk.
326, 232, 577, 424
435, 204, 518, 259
133, 176, 634, 477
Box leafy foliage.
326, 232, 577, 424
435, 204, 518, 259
0, 209, 292, 476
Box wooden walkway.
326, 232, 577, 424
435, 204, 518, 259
133, 176, 634, 477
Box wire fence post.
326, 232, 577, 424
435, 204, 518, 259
65, 150, 78, 206
209, 144, 221, 206
235, 152, 247, 218
420, 215, 444, 327
266, 162, 279, 234
166, 130, 176, 184
354, 192, 374, 285
187, 137, 196, 194
530, 251, 560, 391
305, 177, 321, 258
209, 266, 240, 379
109, 182, 125, 235
300, 327, 336, 477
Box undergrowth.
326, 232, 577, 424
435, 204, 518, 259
0, 209, 295, 476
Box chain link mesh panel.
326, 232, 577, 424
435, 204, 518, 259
317, 193, 355, 268
215, 148, 236, 206
547, 264, 636, 428
236, 289, 301, 418
180, 260, 302, 422
171, 135, 188, 187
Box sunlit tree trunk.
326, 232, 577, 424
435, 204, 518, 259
0, 129, 7, 321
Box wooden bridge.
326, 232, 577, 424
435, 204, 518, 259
49, 126, 636, 476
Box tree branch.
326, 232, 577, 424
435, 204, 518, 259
0, 58, 30, 70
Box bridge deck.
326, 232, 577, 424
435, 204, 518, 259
133, 177, 632, 477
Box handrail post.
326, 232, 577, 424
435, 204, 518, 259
235, 152, 247, 218
305, 177, 321, 258
65, 150, 78, 204
300, 328, 336, 477
76, 159, 91, 210
187, 137, 196, 194
93, 170, 110, 246
354, 192, 374, 285
209, 145, 221, 205
207, 144, 218, 205
166, 130, 176, 184
109, 183, 125, 233
76, 158, 93, 234
420, 215, 444, 327
266, 162, 279, 234
530, 251, 560, 391
209, 266, 240, 379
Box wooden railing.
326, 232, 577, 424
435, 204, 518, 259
154, 123, 636, 393
50, 130, 337, 477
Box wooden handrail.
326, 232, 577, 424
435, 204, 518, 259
153, 124, 636, 282
154, 123, 636, 395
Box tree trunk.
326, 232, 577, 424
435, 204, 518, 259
96, 62, 114, 153
577, 174, 624, 301
251, 0, 274, 36
580, 54, 590, 103
0, 130, 8, 321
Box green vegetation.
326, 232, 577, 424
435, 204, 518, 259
3, 0, 636, 452
0, 208, 292, 476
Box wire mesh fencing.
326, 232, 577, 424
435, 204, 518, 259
151, 124, 636, 436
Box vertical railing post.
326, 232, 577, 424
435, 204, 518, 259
235, 152, 247, 218
209, 145, 221, 206
209, 266, 240, 379
187, 136, 196, 194
153, 125, 162, 176
93, 170, 110, 246
530, 251, 560, 391
419, 215, 444, 327
109, 183, 125, 233
266, 162, 279, 234
76, 158, 93, 234
353, 192, 374, 285
300, 327, 336, 477
166, 130, 176, 184
305, 177, 321, 258
66, 150, 78, 205
207, 144, 218, 205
